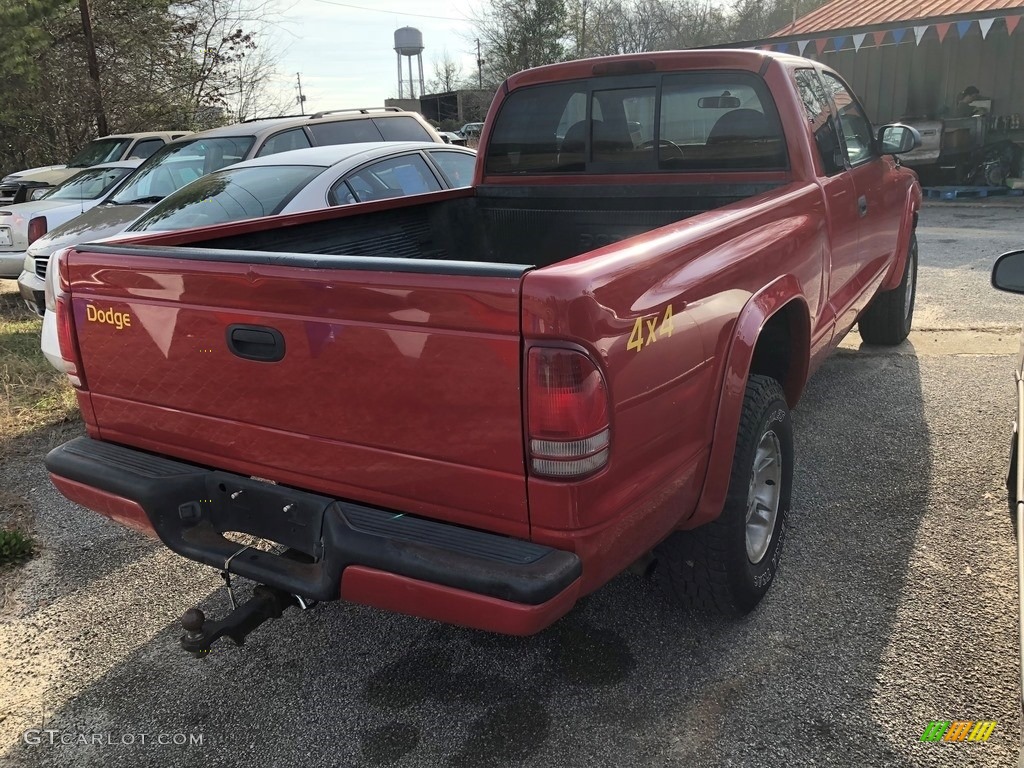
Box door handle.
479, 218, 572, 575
227, 324, 285, 362
858, 195, 868, 217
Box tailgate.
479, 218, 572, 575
67, 246, 532, 536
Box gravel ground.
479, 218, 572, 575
1, 201, 1023, 768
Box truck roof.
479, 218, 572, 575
504, 49, 812, 90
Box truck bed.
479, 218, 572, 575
165, 183, 782, 268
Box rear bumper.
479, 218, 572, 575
46, 437, 582, 634
0, 250, 26, 279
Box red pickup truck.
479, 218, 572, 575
44, 51, 922, 651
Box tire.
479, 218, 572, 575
858, 233, 917, 345
656, 375, 793, 617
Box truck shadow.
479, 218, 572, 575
2, 345, 999, 767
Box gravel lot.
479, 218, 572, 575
2, 200, 1023, 768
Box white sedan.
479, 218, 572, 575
0, 160, 140, 280
122, 141, 475, 235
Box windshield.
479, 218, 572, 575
46, 166, 134, 200
128, 164, 324, 232
110, 136, 256, 205
68, 138, 132, 167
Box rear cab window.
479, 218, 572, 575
485, 70, 787, 175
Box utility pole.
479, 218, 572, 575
580, 0, 588, 58
476, 38, 484, 89
295, 72, 306, 115
78, 0, 108, 136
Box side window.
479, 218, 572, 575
794, 69, 845, 175
820, 72, 875, 166
374, 116, 433, 142
426, 150, 476, 187
128, 139, 165, 160
329, 154, 442, 205
308, 120, 383, 146
256, 128, 312, 157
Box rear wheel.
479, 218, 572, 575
858, 233, 917, 345
656, 375, 793, 616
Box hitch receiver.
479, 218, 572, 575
180, 585, 297, 655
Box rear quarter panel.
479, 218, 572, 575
523, 183, 829, 592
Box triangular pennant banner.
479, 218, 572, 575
956, 20, 972, 38
853, 33, 866, 50
1008, 15, 1022, 35
891, 28, 907, 44
935, 22, 951, 42
979, 18, 994, 38
798, 39, 811, 55
815, 37, 828, 54
872, 30, 887, 46
832, 36, 847, 51
914, 25, 929, 44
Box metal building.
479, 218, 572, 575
742, 0, 1024, 128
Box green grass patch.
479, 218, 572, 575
0, 284, 78, 447
0, 527, 34, 567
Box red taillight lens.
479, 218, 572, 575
527, 347, 610, 478
54, 250, 85, 388
27, 216, 47, 245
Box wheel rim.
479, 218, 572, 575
746, 430, 782, 564
904, 250, 916, 321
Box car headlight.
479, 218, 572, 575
28, 186, 51, 200
23, 253, 33, 272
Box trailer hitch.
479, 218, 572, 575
179, 584, 299, 655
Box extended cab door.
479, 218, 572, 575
819, 71, 904, 333
793, 68, 859, 349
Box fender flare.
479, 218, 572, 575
683, 275, 810, 530
880, 184, 922, 291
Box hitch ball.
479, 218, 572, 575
181, 608, 206, 633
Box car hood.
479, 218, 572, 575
26, 203, 152, 258
4, 166, 72, 184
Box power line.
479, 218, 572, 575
309, 0, 470, 22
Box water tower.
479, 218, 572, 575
394, 27, 425, 99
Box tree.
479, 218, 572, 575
428, 49, 464, 94
473, 0, 568, 86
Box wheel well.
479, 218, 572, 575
749, 302, 809, 407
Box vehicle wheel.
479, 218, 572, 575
656, 375, 792, 617
858, 233, 917, 345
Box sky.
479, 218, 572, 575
262, 0, 484, 115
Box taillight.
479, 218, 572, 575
27, 216, 47, 245
527, 347, 610, 479
54, 249, 86, 388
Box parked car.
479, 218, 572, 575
125, 142, 476, 234
0, 132, 188, 205
991, 249, 1024, 741
457, 122, 484, 140
18, 108, 446, 313
0, 160, 141, 284
42, 51, 922, 652
437, 131, 468, 146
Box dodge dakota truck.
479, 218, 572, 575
43, 50, 922, 652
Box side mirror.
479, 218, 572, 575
993, 250, 1024, 294
877, 124, 921, 154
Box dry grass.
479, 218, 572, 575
0, 283, 78, 456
